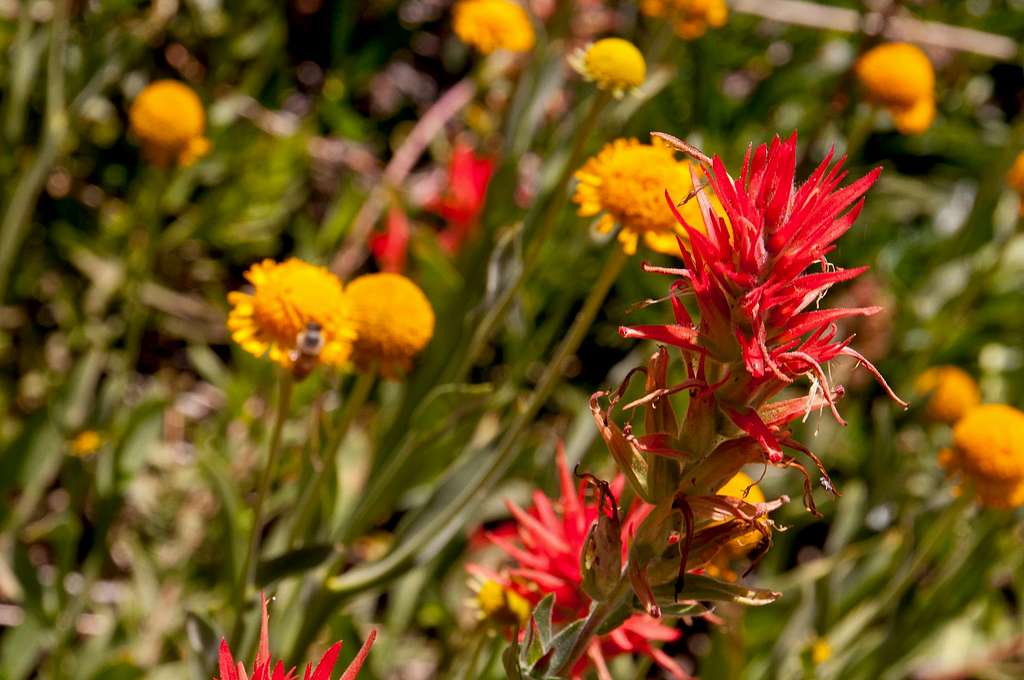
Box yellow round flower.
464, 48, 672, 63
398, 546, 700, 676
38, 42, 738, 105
227, 258, 355, 371
1007, 151, 1024, 216
474, 579, 531, 627
640, 0, 728, 40
453, 0, 534, 55
915, 366, 981, 424
570, 38, 646, 98
941, 404, 1024, 508
855, 43, 935, 135
129, 80, 211, 167
70, 430, 101, 457
573, 138, 714, 255
346, 273, 435, 376
717, 470, 766, 553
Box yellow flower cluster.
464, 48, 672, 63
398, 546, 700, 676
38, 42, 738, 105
129, 80, 211, 167
716, 470, 766, 555
573, 138, 713, 255
570, 38, 647, 98
453, 0, 535, 55
855, 43, 935, 135
640, 0, 728, 40
228, 262, 435, 379
1007, 151, 1024, 216
914, 365, 981, 424
940, 404, 1024, 509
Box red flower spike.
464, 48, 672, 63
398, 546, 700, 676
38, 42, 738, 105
468, 450, 689, 680
621, 132, 906, 462
427, 143, 496, 254
216, 592, 375, 680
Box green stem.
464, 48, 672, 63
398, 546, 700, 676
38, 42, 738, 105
454, 90, 612, 382
0, 0, 69, 302
329, 247, 627, 595
289, 370, 375, 547
231, 373, 294, 642
289, 247, 629, 659
458, 629, 491, 680
552, 572, 632, 677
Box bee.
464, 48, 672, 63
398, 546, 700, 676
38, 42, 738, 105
290, 321, 324, 380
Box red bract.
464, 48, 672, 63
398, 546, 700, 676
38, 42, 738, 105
369, 205, 410, 273
468, 449, 690, 680
621, 133, 906, 463
426, 143, 495, 253
217, 593, 375, 680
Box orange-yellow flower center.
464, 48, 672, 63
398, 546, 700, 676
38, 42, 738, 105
942, 404, 1024, 508
452, 0, 535, 55
640, 0, 728, 40
855, 43, 935, 135
571, 38, 647, 97
129, 80, 211, 167
346, 273, 435, 377
914, 365, 981, 424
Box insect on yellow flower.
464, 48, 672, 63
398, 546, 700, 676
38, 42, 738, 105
346, 273, 435, 377
129, 80, 211, 167
227, 259, 355, 374
573, 138, 716, 255
939, 404, 1024, 509
855, 42, 936, 135
569, 38, 647, 98
640, 0, 728, 40
452, 0, 535, 55
915, 365, 981, 424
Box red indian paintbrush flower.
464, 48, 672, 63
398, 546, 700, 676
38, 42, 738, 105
467, 448, 690, 680
621, 132, 906, 465
369, 204, 410, 273
426, 142, 496, 253
217, 593, 375, 680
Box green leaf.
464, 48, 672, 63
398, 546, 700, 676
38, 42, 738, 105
544, 618, 586, 675
532, 593, 555, 649
651, 573, 781, 609
255, 544, 334, 587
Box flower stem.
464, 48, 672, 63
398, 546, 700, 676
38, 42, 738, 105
289, 370, 375, 547
553, 571, 632, 677
454, 90, 612, 382
231, 372, 294, 643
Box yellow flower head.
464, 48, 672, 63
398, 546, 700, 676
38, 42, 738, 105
855, 43, 935, 135
70, 430, 101, 457
474, 579, 531, 627
129, 80, 211, 167
346, 273, 435, 377
570, 38, 647, 98
915, 366, 981, 424
941, 404, 1024, 508
573, 138, 714, 255
640, 0, 728, 40
453, 0, 535, 55
1007, 151, 1024, 215
227, 258, 355, 371
717, 470, 767, 554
